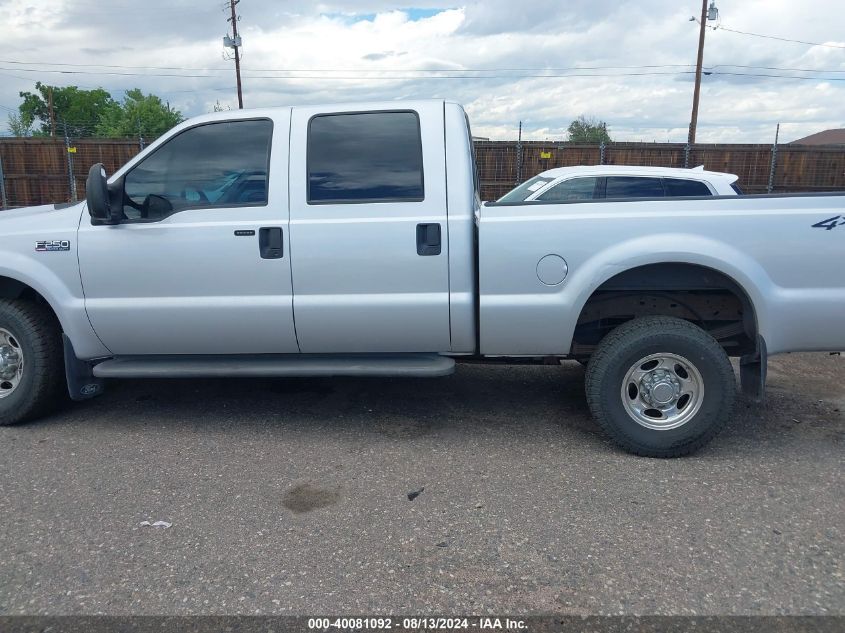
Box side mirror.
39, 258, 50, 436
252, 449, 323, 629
86, 163, 119, 224
143, 194, 173, 219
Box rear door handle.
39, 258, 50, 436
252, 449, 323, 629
416, 223, 441, 256
259, 227, 284, 259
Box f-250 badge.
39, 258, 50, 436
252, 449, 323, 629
35, 240, 71, 252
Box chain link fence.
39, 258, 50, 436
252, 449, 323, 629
1, 136, 844, 209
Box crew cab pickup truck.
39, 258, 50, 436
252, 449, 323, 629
1, 100, 843, 457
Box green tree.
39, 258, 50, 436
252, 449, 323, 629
95, 89, 183, 140
567, 115, 611, 143
7, 112, 32, 137
18, 82, 119, 137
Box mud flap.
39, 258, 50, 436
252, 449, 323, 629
740, 335, 767, 401
63, 334, 105, 400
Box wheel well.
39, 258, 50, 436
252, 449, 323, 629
0, 276, 62, 327
572, 263, 758, 359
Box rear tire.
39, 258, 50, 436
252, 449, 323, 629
0, 299, 65, 426
585, 316, 735, 457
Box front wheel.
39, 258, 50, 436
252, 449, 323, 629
0, 299, 65, 426
585, 316, 736, 457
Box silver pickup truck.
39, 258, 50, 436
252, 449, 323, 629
1, 99, 843, 457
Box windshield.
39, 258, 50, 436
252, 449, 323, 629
496, 175, 553, 203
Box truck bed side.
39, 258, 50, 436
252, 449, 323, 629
479, 194, 845, 356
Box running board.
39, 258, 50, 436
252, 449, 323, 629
92, 353, 456, 379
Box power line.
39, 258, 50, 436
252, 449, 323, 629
2, 59, 845, 77
710, 24, 845, 50
712, 64, 845, 73
3, 65, 845, 82
0, 59, 698, 72
710, 71, 845, 81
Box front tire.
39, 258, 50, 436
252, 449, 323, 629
0, 299, 65, 426
585, 316, 735, 457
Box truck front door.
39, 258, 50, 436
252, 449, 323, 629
77, 114, 300, 355
288, 103, 451, 353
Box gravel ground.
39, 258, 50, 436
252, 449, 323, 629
0, 353, 842, 615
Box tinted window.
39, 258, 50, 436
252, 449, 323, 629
496, 176, 553, 203
123, 119, 272, 220
730, 182, 744, 194
536, 177, 598, 201
605, 177, 665, 198
308, 111, 423, 203
663, 178, 712, 196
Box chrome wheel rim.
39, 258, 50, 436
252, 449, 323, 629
620, 352, 704, 430
0, 327, 24, 399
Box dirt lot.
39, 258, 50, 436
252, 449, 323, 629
0, 353, 842, 615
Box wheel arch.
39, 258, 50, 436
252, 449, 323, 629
0, 275, 63, 328
571, 261, 762, 356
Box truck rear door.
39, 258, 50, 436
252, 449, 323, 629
288, 102, 451, 353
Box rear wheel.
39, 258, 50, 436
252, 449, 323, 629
0, 299, 65, 426
585, 316, 735, 457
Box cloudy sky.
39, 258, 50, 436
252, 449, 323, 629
1, 0, 843, 142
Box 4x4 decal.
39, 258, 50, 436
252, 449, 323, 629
811, 215, 845, 231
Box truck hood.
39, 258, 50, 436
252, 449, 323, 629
0, 201, 85, 234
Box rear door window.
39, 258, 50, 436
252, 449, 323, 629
307, 111, 424, 203
663, 178, 712, 196
605, 176, 665, 198
535, 177, 599, 201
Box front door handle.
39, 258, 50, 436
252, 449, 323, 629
259, 227, 284, 259
416, 223, 441, 256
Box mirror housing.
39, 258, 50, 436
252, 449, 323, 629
86, 163, 120, 224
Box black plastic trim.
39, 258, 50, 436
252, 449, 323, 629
63, 334, 105, 401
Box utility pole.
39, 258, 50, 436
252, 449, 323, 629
687, 0, 719, 145
225, 0, 244, 109
687, 0, 708, 145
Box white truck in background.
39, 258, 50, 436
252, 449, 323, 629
1, 99, 844, 457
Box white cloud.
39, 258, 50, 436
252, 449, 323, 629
1, 0, 843, 142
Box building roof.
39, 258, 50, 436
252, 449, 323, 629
790, 129, 845, 145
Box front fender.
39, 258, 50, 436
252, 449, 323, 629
0, 250, 111, 359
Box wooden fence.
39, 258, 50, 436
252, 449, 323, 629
2, 137, 844, 208
0, 139, 141, 209
475, 141, 845, 200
